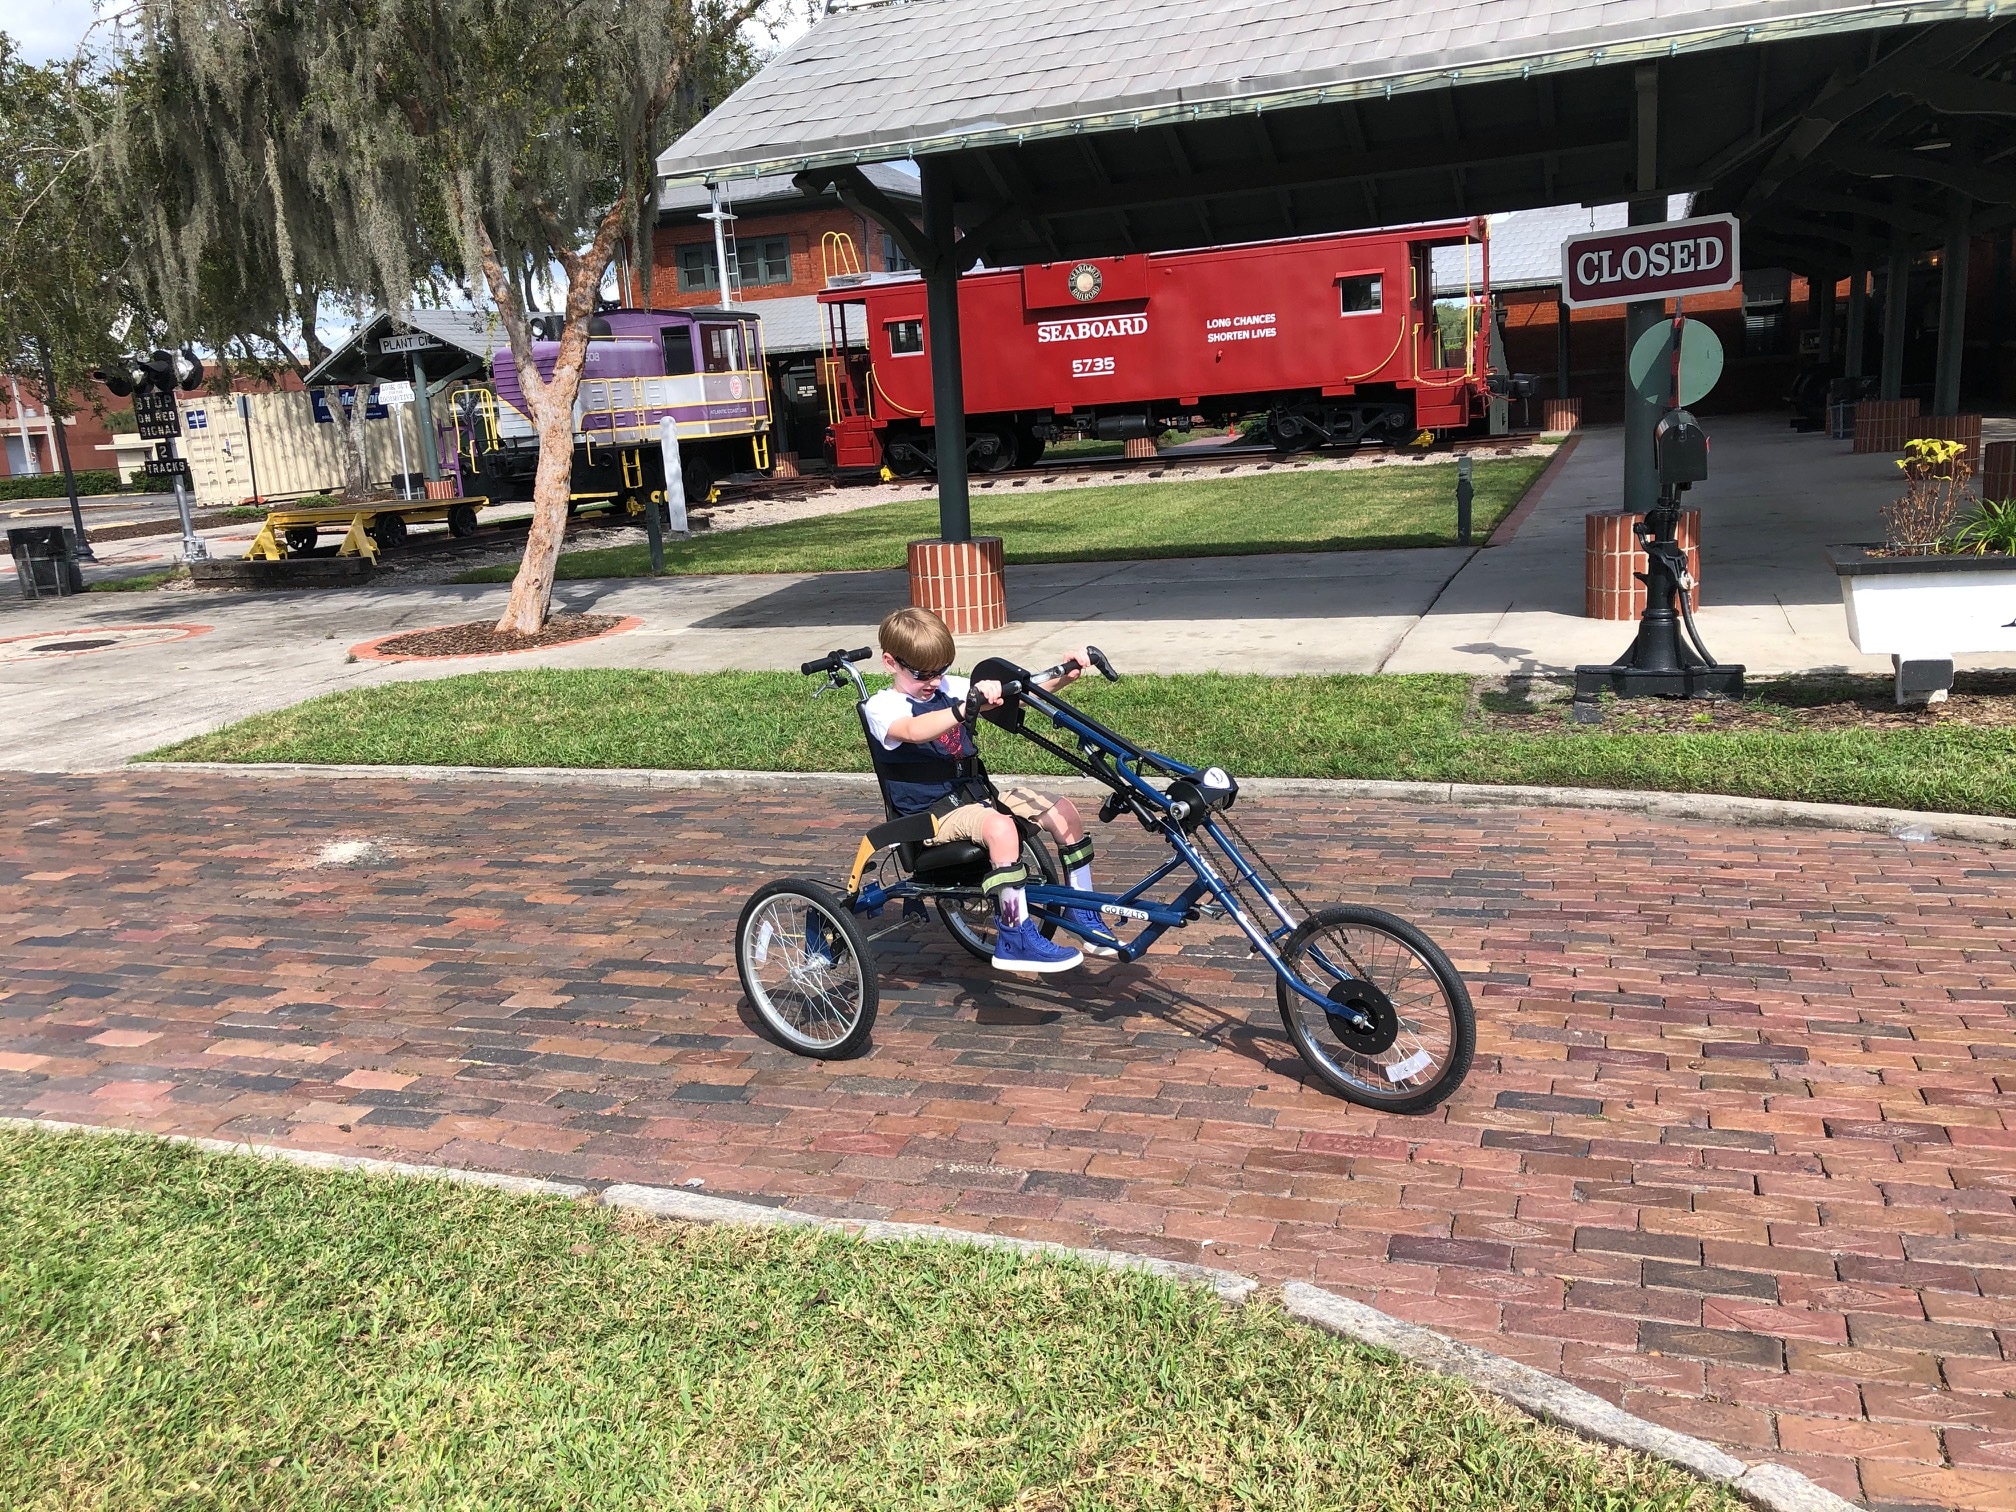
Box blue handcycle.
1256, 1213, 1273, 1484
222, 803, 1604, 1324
733, 645, 1475, 1113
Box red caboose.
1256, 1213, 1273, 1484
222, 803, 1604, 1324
816, 218, 1507, 474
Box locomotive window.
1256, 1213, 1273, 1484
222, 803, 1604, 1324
886, 319, 924, 356
660, 328, 697, 376
700, 322, 747, 373
1338, 275, 1383, 314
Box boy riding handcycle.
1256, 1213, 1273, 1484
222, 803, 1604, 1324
734, 609, 1475, 1114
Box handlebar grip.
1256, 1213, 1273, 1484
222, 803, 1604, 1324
1087, 645, 1119, 682
800, 646, 872, 676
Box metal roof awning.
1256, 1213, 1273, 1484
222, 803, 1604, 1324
303, 308, 513, 387
656, 0, 2011, 271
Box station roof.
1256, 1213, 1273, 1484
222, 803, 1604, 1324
656, 161, 919, 222
303, 309, 510, 387
658, 0, 2011, 273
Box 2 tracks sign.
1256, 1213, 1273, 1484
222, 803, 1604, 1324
1560, 213, 1741, 309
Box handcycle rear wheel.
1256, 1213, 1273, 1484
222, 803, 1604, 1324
938, 834, 1059, 960
736, 880, 878, 1058
1274, 904, 1474, 1114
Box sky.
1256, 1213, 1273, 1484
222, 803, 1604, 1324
2, 0, 111, 63
4, 0, 812, 64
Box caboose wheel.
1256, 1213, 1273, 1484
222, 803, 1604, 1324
447, 503, 479, 538
1274, 904, 1474, 1114
736, 880, 878, 1058
938, 835, 1059, 961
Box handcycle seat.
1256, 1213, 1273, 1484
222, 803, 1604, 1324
902, 838, 989, 878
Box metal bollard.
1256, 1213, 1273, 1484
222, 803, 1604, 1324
1455, 453, 1474, 546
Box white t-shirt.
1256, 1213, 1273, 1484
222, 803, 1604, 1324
863, 675, 969, 750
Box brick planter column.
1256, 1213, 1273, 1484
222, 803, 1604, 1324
1984, 440, 2015, 503
1852, 398, 1921, 454
1122, 436, 1158, 460
1585, 509, 1701, 620
909, 535, 1007, 634
1540, 397, 1581, 434
1913, 413, 1984, 467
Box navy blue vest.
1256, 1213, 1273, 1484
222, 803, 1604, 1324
871, 687, 986, 817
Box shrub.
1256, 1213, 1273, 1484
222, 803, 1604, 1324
0, 469, 136, 501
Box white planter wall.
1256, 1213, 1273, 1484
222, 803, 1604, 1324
1840, 566, 2016, 658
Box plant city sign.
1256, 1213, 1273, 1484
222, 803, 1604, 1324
1560, 213, 1741, 309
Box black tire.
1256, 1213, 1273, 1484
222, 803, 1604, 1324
736, 880, 878, 1058
681, 453, 715, 504
971, 425, 1017, 473
283, 527, 318, 554
1273, 904, 1474, 1114
1267, 412, 1322, 454
370, 512, 408, 550
1013, 427, 1046, 468
447, 503, 479, 538
939, 833, 1059, 961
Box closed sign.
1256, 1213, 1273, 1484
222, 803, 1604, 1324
1561, 214, 1741, 309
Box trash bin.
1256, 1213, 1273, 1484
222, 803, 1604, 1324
7, 526, 85, 600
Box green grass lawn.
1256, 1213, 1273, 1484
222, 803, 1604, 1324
142, 667, 2016, 816
453, 456, 1549, 583
1, 1127, 1727, 1511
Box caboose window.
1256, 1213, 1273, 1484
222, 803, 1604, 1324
700, 322, 747, 373
886, 319, 924, 356
660, 328, 697, 375
1338, 275, 1382, 314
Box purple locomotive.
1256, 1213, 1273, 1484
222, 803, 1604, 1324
450, 306, 773, 508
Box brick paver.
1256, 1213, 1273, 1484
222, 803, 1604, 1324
4, 771, 2013, 1509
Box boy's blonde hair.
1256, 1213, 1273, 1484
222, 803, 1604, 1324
879, 606, 956, 670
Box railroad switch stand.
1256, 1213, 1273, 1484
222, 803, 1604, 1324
1572, 407, 1744, 719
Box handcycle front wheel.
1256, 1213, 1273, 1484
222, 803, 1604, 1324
938, 833, 1059, 961
736, 880, 878, 1058
1274, 904, 1474, 1114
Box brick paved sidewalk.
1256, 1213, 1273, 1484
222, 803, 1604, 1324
4, 771, 2013, 1510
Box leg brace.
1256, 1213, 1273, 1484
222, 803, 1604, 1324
981, 860, 1028, 898
1058, 838, 1095, 874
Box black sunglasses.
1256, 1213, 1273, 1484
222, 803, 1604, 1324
895, 657, 951, 681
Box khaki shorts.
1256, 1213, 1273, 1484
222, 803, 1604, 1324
926, 786, 1056, 845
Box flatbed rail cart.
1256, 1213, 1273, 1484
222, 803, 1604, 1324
734, 646, 1476, 1113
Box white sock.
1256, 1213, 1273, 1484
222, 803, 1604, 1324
996, 886, 1025, 925
1068, 864, 1092, 892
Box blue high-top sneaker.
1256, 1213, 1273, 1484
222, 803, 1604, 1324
993, 917, 1084, 973
1061, 908, 1122, 958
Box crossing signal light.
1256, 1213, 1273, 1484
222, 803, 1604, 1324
94, 348, 205, 397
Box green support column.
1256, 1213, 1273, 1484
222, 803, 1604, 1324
1621, 64, 1664, 514
1933, 195, 1972, 417
1813, 271, 1836, 365
919, 157, 970, 543
412, 352, 441, 482
1880, 243, 1911, 400
1844, 260, 1868, 379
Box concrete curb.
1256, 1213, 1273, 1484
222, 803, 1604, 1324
129, 760, 2016, 845
598, 1182, 1257, 1304
0, 1116, 589, 1199
7, 1116, 1854, 1508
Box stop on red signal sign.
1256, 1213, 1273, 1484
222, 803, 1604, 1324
1560, 213, 1741, 309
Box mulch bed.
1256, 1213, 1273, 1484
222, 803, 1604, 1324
365, 614, 629, 660
1480, 671, 2016, 733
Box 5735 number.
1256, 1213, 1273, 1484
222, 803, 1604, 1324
1071, 356, 1115, 378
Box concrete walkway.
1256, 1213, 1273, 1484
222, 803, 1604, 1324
2, 414, 2010, 770
1385, 414, 2015, 678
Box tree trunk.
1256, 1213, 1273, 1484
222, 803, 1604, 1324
495, 392, 580, 633
337, 394, 371, 499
